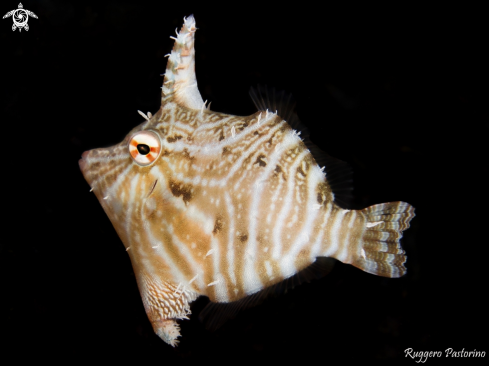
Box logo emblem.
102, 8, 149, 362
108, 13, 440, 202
3, 3, 37, 32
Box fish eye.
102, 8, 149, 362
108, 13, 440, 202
128, 131, 161, 166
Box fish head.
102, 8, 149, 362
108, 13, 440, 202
78, 107, 191, 250
78, 14, 206, 258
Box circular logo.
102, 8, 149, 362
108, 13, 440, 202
12, 9, 28, 28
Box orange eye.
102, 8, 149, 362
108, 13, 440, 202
128, 131, 161, 166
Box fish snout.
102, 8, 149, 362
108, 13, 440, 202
78, 150, 91, 178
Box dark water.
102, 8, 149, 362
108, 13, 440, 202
1, 1, 487, 362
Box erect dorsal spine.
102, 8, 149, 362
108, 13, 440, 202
161, 15, 204, 110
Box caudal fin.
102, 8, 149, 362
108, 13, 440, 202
352, 202, 415, 278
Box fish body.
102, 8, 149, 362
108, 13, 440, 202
79, 16, 415, 346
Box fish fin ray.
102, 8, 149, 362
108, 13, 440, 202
249, 85, 354, 208
199, 257, 335, 331
352, 202, 415, 277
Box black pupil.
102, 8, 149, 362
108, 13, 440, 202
137, 144, 150, 155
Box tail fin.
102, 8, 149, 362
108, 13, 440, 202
352, 202, 415, 278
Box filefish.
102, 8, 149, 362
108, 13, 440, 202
79, 15, 415, 346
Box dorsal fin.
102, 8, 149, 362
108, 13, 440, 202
161, 15, 204, 110
199, 257, 335, 331
249, 85, 354, 209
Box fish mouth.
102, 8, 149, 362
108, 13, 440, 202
79, 150, 91, 184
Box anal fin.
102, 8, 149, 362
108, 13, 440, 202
199, 257, 335, 331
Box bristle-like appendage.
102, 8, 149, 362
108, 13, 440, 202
353, 202, 415, 277
153, 319, 181, 347
161, 15, 204, 110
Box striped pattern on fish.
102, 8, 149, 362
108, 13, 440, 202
79, 15, 415, 346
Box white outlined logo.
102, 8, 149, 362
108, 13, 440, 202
3, 3, 37, 32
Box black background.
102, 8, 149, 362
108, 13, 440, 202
2, 0, 487, 363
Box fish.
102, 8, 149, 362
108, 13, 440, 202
79, 15, 415, 346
